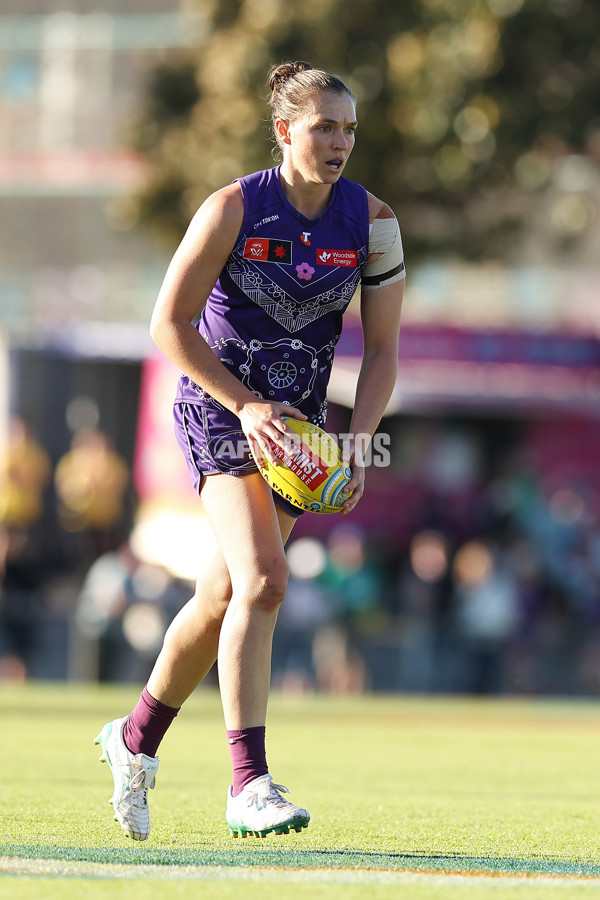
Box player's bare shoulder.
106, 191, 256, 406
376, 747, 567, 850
194, 182, 244, 233
182, 181, 244, 259
366, 191, 396, 224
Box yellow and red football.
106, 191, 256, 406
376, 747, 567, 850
259, 416, 353, 514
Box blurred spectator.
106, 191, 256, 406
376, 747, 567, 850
75, 542, 137, 681
272, 528, 379, 692
75, 541, 177, 682
55, 428, 130, 558
271, 573, 331, 692
312, 625, 366, 694
273, 536, 334, 690
394, 530, 453, 692
323, 523, 385, 619
0, 417, 51, 532
0, 527, 46, 680
0, 419, 51, 680
452, 540, 521, 694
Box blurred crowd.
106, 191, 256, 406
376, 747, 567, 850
0, 416, 132, 679
276, 417, 600, 697
1, 413, 600, 696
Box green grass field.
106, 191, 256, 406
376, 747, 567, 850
1, 683, 599, 899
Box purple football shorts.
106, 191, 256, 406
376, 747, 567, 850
173, 402, 304, 519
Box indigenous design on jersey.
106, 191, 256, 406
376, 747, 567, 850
175, 165, 369, 428
191, 335, 335, 428
227, 236, 363, 333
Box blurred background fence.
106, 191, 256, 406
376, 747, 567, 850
1, 0, 600, 694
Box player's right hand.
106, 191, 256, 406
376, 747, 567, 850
238, 401, 307, 467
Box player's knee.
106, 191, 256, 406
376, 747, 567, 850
248, 564, 289, 614
199, 597, 230, 633
193, 567, 231, 615
194, 582, 231, 621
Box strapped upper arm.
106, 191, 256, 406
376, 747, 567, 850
362, 216, 405, 291
359, 195, 405, 351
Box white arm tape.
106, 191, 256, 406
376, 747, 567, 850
361, 216, 405, 290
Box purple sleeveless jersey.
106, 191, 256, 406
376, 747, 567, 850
173, 166, 369, 498
176, 166, 369, 424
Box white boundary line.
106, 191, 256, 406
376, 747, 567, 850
2, 858, 600, 886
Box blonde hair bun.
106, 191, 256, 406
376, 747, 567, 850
268, 61, 314, 95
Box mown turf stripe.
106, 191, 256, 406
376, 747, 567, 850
2, 858, 600, 886
1, 846, 599, 879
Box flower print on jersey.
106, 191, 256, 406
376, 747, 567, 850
341, 281, 358, 300
246, 272, 263, 287
296, 263, 315, 281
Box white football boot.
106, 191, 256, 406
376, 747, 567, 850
94, 716, 159, 841
226, 773, 310, 838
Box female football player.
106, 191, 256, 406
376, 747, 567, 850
95, 60, 405, 841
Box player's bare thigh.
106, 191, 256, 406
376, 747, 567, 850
199, 471, 297, 601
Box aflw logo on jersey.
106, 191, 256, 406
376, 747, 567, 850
243, 238, 292, 264
316, 249, 358, 267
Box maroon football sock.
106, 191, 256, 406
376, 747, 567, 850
122, 686, 180, 757
226, 726, 268, 796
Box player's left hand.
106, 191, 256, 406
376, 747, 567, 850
340, 441, 366, 515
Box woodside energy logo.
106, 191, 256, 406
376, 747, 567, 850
316, 249, 358, 267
